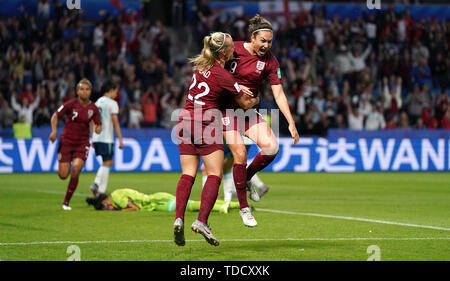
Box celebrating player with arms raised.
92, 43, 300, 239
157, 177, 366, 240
223, 14, 300, 227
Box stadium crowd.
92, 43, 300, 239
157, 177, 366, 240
0, 1, 449, 136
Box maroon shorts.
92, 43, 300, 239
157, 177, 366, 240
176, 118, 224, 156
57, 141, 90, 162
222, 108, 267, 133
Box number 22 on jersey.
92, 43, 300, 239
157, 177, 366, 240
188, 73, 210, 106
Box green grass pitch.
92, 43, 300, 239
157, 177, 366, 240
0, 172, 449, 261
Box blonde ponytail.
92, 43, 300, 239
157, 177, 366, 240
189, 32, 230, 72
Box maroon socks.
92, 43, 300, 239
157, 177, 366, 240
233, 163, 248, 209
246, 152, 276, 181
197, 175, 222, 224
175, 174, 195, 221
63, 176, 79, 206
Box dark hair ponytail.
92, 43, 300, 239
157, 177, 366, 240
248, 14, 273, 37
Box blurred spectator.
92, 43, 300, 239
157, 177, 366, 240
415, 117, 426, 129
365, 103, 385, 130
0, 99, 16, 127
160, 93, 180, 129
411, 40, 429, 67
404, 84, 427, 125
128, 103, 143, 129
385, 115, 398, 129
93, 22, 104, 49
382, 76, 402, 119
410, 57, 432, 87
140, 87, 159, 127
348, 106, 364, 130
11, 92, 40, 125
440, 108, 450, 129
399, 112, 410, 129
19, 83, 36, 105
434, 92, 449, 125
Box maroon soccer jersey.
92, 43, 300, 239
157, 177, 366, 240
225, 41, 282, 108
177, 62, 242, 155
183, 61, 243, 118
56, 98, 101, 145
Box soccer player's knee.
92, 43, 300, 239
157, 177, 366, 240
58, 172, 69, 180
233, 148, 247, 164
262, 142, 279, 156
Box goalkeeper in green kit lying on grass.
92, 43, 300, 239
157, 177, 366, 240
86, 188, 241, 213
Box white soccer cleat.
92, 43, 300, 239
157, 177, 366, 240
246, 181, 260, 202
239, 207, 257, 227
62, 204, 72, 211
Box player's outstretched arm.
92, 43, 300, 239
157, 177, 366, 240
271, 84, 299, 145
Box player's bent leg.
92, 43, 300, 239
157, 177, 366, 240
62, 158, 85, 210
245, 122, 278, 201
246, 121, 279, 157
58, 162, 71, 180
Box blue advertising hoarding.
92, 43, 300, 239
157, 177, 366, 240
1, 136, 449, 173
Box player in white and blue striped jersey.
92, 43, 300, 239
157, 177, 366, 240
90, 80, 124, 197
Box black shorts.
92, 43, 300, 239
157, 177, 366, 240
93, 142, 114, 162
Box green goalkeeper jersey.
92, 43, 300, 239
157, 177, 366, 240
111, 189, 175, 211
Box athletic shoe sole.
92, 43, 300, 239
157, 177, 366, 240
191, 225, 219, 246
173, 225, 185, 246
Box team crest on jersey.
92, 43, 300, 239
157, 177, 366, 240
88, 109, 93, 119
222, 117, 230, 126
256, 61, 265, 74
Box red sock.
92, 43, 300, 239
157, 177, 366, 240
63, 176, 79, 205
197, 175, 221, 224
175, 174, 195, 221
233, 163, 248, 209
246, 152, 276, 181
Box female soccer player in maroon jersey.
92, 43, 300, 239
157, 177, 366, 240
49, 78, 102, 210
173, 32, 258, 247
223, 14, 300, 227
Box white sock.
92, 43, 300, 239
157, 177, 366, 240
223, 172, 234, 202
94, 166, 103, 187
250, 174, 265, 189
98, 166, 110, 194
